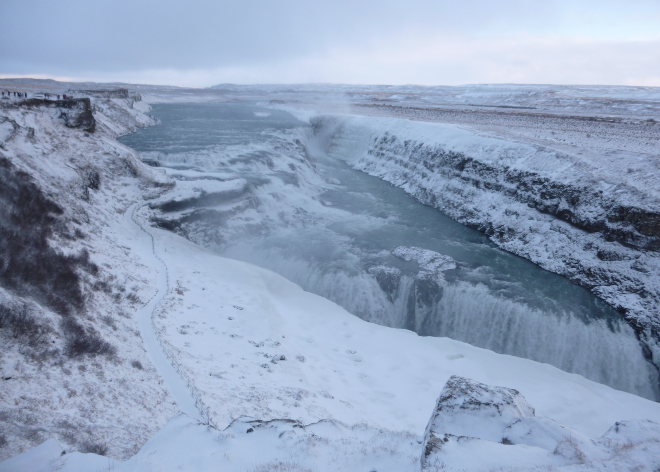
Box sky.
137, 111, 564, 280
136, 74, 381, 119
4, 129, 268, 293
1, 0, 659, 87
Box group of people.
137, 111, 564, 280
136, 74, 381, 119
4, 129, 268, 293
1, 91, 70, 100
44, 93, 69, 100
1, 90, 28, 99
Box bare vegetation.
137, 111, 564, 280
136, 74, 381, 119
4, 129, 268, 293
79, 441, 108, 456
61, 317, 116, 358
0, 301, 50, 346
0, 156, 114, 358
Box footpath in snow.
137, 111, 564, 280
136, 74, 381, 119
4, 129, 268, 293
128, 203, 200, 420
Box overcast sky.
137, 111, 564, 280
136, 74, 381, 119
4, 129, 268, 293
1, 0, 659, 87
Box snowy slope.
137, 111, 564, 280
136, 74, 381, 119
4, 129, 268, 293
0, 92, 177, 459
131, 211, 660, 437
3, 201, 660, 470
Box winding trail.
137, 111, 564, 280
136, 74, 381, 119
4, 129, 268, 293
128, 203, 201, 420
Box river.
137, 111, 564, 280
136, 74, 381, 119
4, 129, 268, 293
120, 102, 658, 399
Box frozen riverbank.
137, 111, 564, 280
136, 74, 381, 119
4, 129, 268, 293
122, 102, 658, 399
309, 112, 660, 376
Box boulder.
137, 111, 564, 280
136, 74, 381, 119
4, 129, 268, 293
420, 376, 603, 471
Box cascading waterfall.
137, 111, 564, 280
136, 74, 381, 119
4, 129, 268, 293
222, 245, 658, 400
120, 102, 659, 400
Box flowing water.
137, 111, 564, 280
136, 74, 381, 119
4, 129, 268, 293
121, 102, 658, 400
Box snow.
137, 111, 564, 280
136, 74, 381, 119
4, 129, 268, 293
149, 177, 247, 206
128, 221, 660, 437
2, 79, 660, 471
128, 203, 201, 420
420, 376, 660, 472
0, 91, 178, 459
160, 167, 235, 181
393, 246, 457, 282
426, 437, 566, 472
312, 112, 658, 214
2, 415, 423, 472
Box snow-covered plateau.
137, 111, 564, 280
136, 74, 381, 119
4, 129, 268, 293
0, 80, 659, 471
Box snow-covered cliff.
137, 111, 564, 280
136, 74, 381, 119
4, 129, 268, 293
311, 114, 660, 371
0, 92, 176, 459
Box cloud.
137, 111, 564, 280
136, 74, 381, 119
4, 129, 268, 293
1, 0, 659, 86
57, 35, 659, 88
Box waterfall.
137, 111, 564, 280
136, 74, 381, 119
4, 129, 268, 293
224, 245, 659, 400
123, 102, 660, 400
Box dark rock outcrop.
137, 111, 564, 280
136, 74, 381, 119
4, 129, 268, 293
16, 98, 96, 132
59, 98, 95, 132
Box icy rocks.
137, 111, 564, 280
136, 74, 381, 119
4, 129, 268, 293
423, 376, 534, 443
367, 265, 402, 302
421, 376, 660, 471
392, 246, 456, 282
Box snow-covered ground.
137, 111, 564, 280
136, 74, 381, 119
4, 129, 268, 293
1, 79, 659, 471
4, 203, 660, 470
4, 189, 660, 470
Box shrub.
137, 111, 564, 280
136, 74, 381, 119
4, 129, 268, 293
0, 157, 91, 316
79, 441, 108, 456
80, 167, 101, 201
82, 167, 101, 191
0, 301, 50, 349
0, 157, 118, 359
99, 314, 117, 330
61, 318, 116, 359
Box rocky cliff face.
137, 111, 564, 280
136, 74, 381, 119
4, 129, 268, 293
15, 97, 96, 132
367, 134, 658, 251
